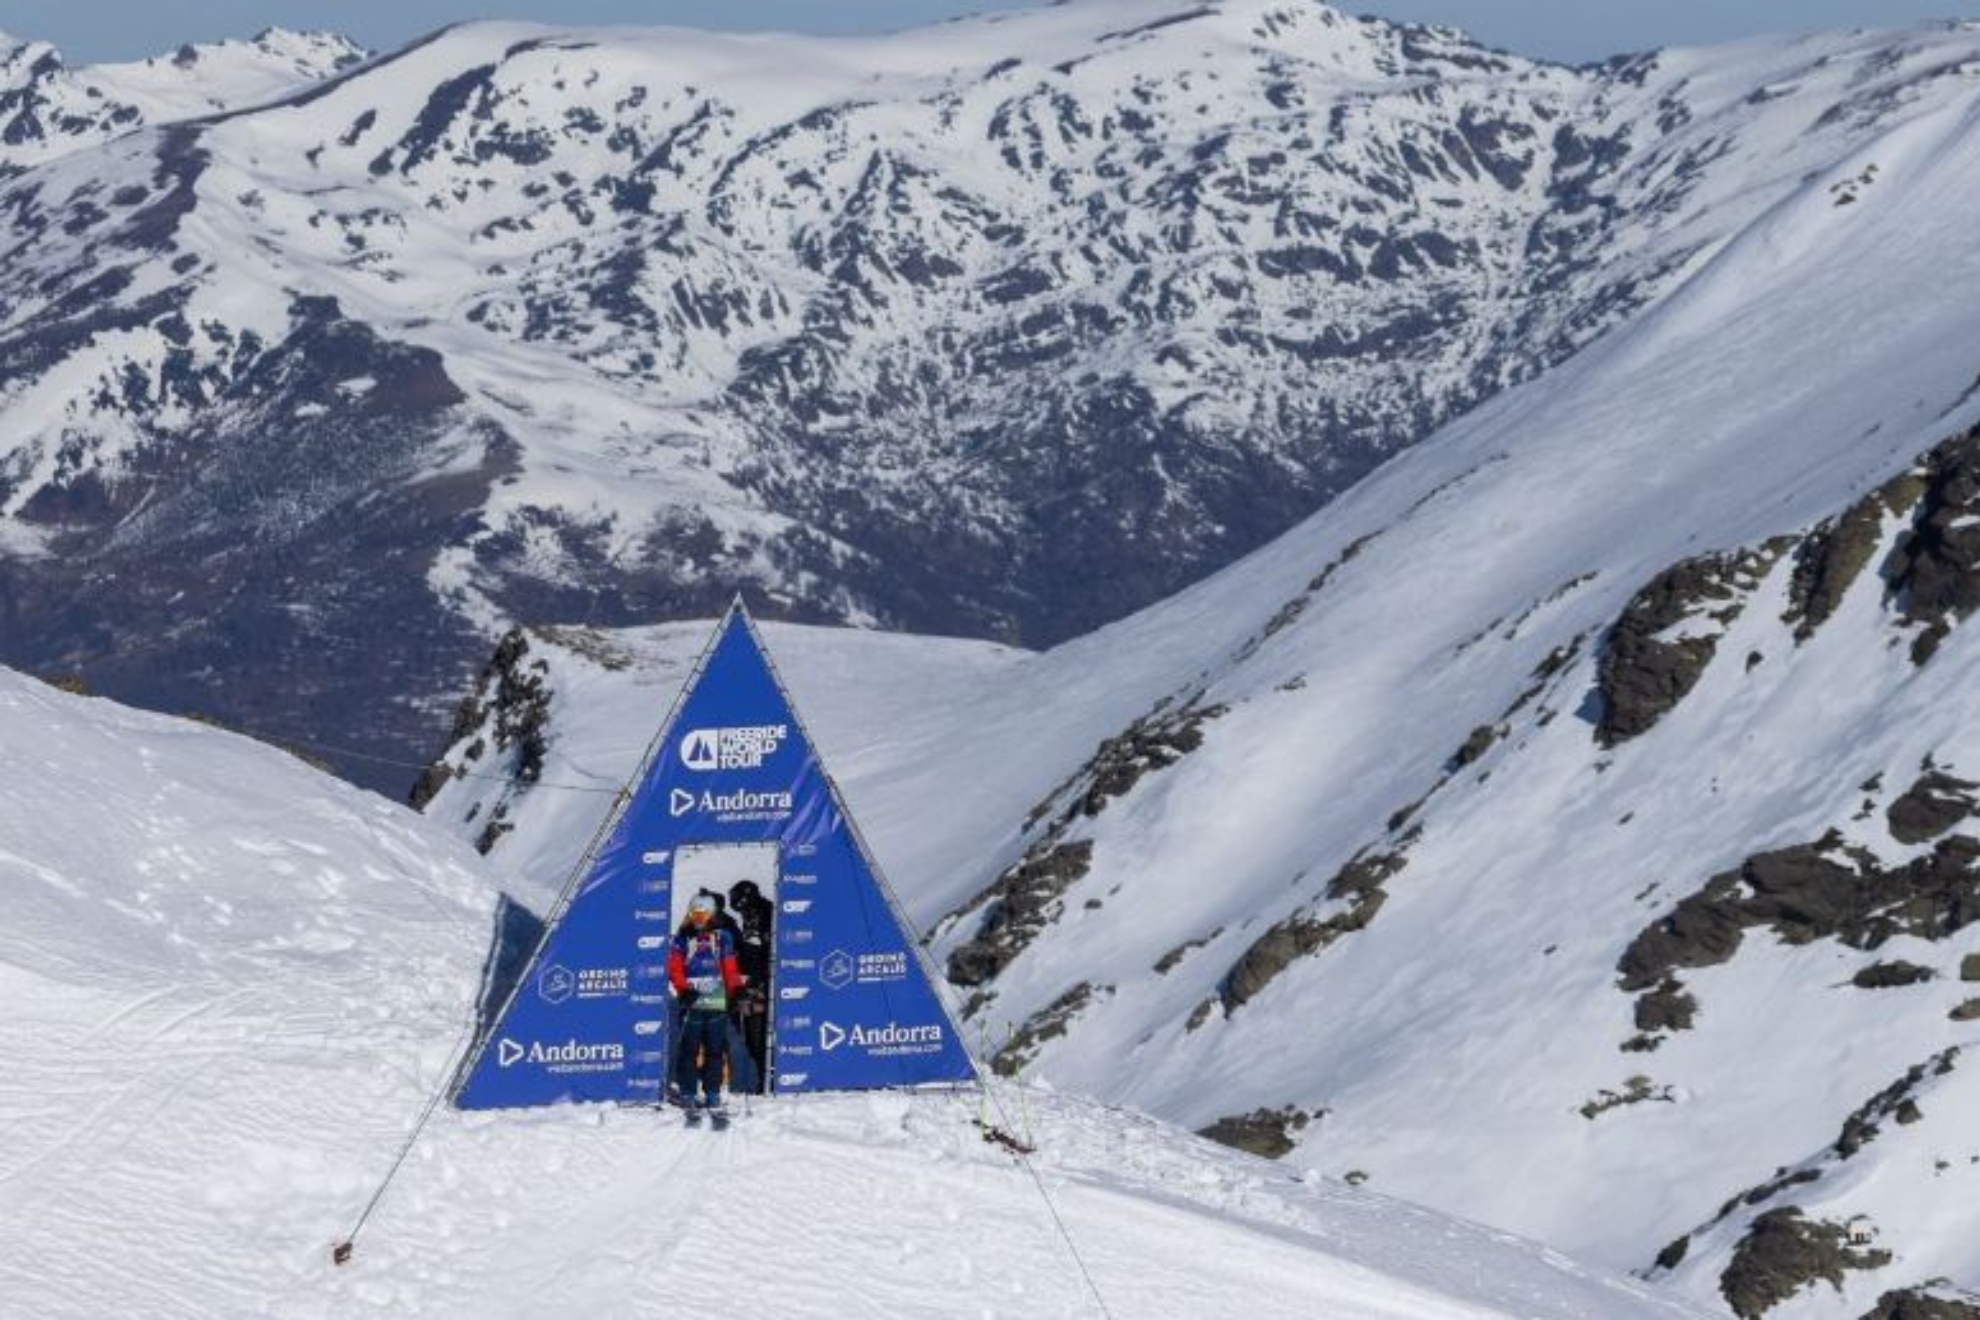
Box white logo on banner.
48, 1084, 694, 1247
820, 949, 854, 989
679, 725, 788, 772
537, 964, 575, 1004
819, 1022, 847, 1051
669, 788, 696, 817
498, 1038, 525, 1066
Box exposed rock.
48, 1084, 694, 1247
411, 627, 552, 814
1963, 953, 1980, 982
1596, 543, 1790, 747
1952, 999, 1980, 1022
1633, 978, 1698, 1032
948, 691, 1226, 999
1720, 1209, 1892, 1319
1852, 960, 1935, 989
1884, 426, 1980, 665
1153, 927, 1222, 974
1197, 1105, 1317, 1159
1059, 699, 1227, 825
1449, 723, 1503, 771
946, 841, 1095, 988
1887, 770, 1979, 846
1835, 1049, 1959, 1159
1784, 468, 1923, 640
1578, 1074, 1674, 1120
1619, 832, 1980, 1031
992, 981, 1108, 1076
1220, 852, 1404, 1013
1859, 1289, 1980, 1320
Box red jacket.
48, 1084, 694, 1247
668, 927, 744, 998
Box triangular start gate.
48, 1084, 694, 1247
456, 604, 977, 1108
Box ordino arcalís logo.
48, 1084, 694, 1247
816, 1020, 946, 1057
496, 1037, 626, 1074
679, 725, 788, 772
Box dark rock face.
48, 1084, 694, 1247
945, 694, 1225, 998
991, 980, 1108, 1076
1651, 1051, 1958, 1294
1220, 851, 1405, 1013
1783, 469, 1924, 641
1578, 1074, 1674, 1120
945, 841, 1095, 991
1886, 769, 1979, 846
1596, 545, 1786, 747
1885, 427, 1980, 664
1618, 833, 1980, 1038
1860, 1290, 1980, 1320
1197, 1105, 1316, 1160
1720, 1209, 1892, 1319
409, 627, 556, 853
1834, 1049, 1957, 1160
1851, 960, 1935, 989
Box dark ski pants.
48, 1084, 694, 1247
674, 1009, 729, 1104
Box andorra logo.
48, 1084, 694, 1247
819, 1022, 847, 1051
669, 788, 696, 817
498, 1038, 525, 1067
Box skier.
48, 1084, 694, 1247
669, 893, 745, 1115
728, 879, 774, 1092
695, 887, 758, 1094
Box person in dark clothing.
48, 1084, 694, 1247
668, 893, 745, 1110
693, 887, 758, 1094
728, 879, 774, 1092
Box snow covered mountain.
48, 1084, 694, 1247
9, 3, 1980, 790
416, 17, 1980, 1314
0, 27, 366, 167
0, 666, 1708, 1319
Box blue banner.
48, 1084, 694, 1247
455, 607, 977, 1109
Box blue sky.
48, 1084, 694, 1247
8, 0, 1980, 65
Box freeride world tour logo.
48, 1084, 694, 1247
680, 725, 788, 771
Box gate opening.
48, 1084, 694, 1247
673, 842, 778, 1094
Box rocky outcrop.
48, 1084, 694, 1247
1720, 1209, 1892, 1319
1860, 1290, 1980, 1320
1783, 469, 1924, 640
1197, 1105, 1318, 1159
1220, 852, 1404, 1013
1596, 543, 1790, 747
1578, 1074, 1674, 1120
1618, 831, 1980, 1040
1885, 427, 1980, 664
991, 981, 1109, 1077
408, 628, 555, 853
1652, 1050, 1960, 1290
1833, 1049, 1956, 1159
947, 693, 1225, 1000
946, 841, 1094, 991
1851, 960, 1935, 989
1886, 769, 1979, 846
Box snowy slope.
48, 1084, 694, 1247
10, 4, 1980, 793
0, 27, 364, 167
0, 667, 1704, 1319
423, 30, 1980, 1317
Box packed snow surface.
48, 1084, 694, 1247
0, 670, 1707, 1317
